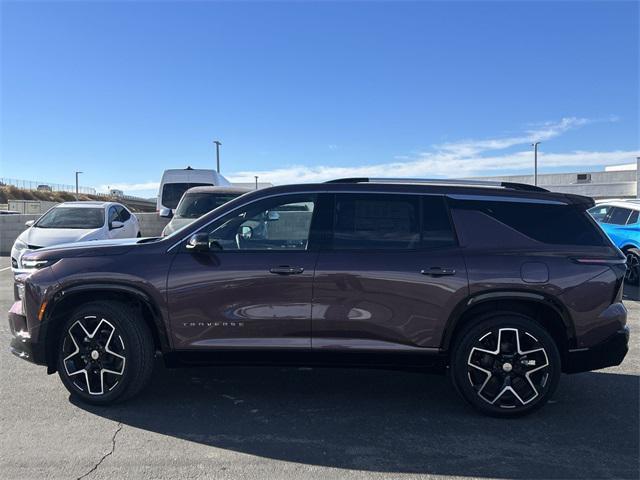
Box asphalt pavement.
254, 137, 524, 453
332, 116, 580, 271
0, 256, 638, 480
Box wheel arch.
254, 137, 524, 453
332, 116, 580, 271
442, 291, 575, 362
620, 243, 640, 252
43, 283, 170, 373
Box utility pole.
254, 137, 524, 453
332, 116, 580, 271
75, 171, 83, 199
255, 176, 259, 190
531, 142, 540, 186
213, 140, 222, 173
636, 157, 640, 198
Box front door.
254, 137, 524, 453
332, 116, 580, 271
312, 193, 469, 350
167, 193, 319, 350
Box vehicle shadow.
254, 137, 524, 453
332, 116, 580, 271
73, 364, 640, 478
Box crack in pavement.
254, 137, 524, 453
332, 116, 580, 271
76, 422, 123, 480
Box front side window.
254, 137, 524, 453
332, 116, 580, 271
117, 206, 131, 221
588, 205, 612, 222
333, 194, 420, 250
108, 207, 119, 225
175, 193, 242, 219
627, 210, 639, 225
36, 207, 105, 229
205, 194, 316, 251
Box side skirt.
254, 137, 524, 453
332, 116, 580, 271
162, 349, 448, 373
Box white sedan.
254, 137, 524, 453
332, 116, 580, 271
11, 201, 139, 273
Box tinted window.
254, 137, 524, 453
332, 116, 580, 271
108, 207, 119, 225
162, 183, 212, 209
175, 193, 242, 219
117, 206, 131, 221
588, 205, 612, 222
422, 196, 456, 248
453, 200, 606, 246
628, 210, 639, 225
36, 207, 105, 229
333, 194, 420, 250
206, 194, 316, 251
606, 207, 632, 225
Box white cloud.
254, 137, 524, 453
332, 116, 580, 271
227, 149, 639, 185
228, 116, 637, 185
100, 116, 636, 194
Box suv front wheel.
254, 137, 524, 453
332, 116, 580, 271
57, 301, 155, 405
450, 314, 561, 417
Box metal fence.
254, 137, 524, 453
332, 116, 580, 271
0, 177, 97, 195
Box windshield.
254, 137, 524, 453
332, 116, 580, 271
174, 192, 242, 219
36, 207, 105, 229
162, 183, 212, 210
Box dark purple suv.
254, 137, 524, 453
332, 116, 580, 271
8, 178, 629, 416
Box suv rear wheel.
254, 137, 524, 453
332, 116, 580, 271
450, 314, 561, 417
56, 301, 155, 405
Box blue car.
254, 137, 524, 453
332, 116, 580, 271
589, 200, 640, 285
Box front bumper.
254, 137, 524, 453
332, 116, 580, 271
564, 326, 630, 373
8, 302, 47, 366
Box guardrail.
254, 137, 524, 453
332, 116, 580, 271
0, 177, 97, 195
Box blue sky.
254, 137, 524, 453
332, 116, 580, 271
1, 1, 638, 196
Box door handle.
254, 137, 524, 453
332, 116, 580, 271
269, 266, 305, 275
421, 267, 456, 276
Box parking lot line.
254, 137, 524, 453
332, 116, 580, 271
0, 266, 11, 272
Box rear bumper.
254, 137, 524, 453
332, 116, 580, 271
564, 326, 630, 373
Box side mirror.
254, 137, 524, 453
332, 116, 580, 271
110, 220, 124, 230
239, 225, 253, 240
186, 232, 210, 252
159, 208, 173, 218
24, 220, 35, 227
267, 210, 280, 221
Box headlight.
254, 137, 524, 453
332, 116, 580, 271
13, 239, 27, 251
21, 258, 58, 269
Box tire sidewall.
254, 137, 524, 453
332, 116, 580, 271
56, 303, 141, 405
625, 248, 640, 285
451, 314, 561, 417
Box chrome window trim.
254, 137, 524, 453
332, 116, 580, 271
446, 194, 567, 205
167, 189, 566, 252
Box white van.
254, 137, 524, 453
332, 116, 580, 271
157, 167, 231, 212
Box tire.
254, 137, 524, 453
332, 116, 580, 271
625, 248, 639, 286
56, 301, 155, 405
450, 314, 561, 417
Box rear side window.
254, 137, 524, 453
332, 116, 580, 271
628, 210, 639, 225
422, 196, 457, 248
453, 200, 606, 246
606, 207, 633, 225
333, 194, 420, 250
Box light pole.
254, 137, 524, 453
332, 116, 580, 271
531, 142, 540, 186
213, 140, 222, 173
75, 171, 83, 199
254, 176, 259, 190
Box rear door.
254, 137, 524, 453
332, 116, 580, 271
312, 193, 468, 350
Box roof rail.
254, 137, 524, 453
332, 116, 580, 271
324, 177, 548, 193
